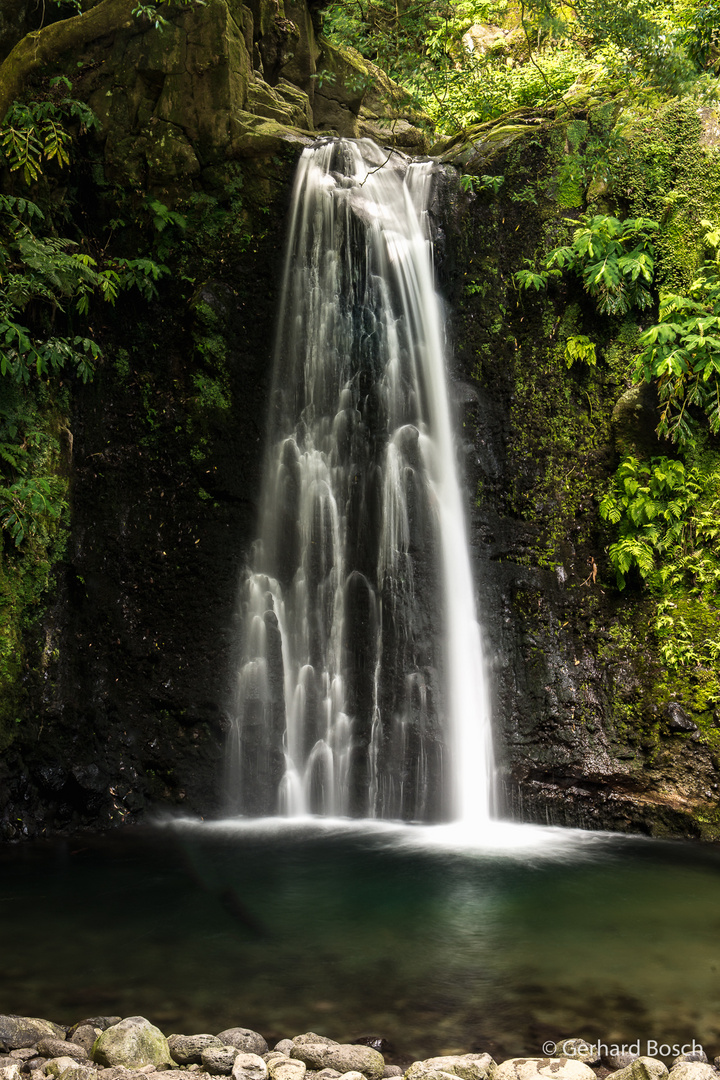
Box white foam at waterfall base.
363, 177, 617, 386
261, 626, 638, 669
228, 137, 495, 828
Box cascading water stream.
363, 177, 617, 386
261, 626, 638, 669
227, 138, 494, 827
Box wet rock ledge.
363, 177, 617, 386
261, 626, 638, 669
0, 1016, 717, 1080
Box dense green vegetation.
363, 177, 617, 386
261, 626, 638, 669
321, 0, 720, 131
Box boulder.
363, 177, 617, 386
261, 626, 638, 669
219, 1033, 269, 1058
168, 1036, 223, 1066
0, 1061, 22, 1080
494, 1060, 595, 1080
0, 1020, 65, 1051
232, 1055, 268, 1080
267, 1058, 306, 1080
406, 1057, 495, 1080
92, 1018, 173, 1070
291, 1046, 383, 1080
609, 1059, 668, 1080
37, 1044, 88, 1064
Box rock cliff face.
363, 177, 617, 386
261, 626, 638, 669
437, 101, 720, 839
1, 5, 719, 841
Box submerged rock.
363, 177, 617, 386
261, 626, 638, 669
92, 1019, 172, 1070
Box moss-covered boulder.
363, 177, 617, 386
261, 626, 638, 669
92, 1017, 173, 1069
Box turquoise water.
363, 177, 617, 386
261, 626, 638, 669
1, 819, 720, 1063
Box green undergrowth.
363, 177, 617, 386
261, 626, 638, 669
0, 380, 69, 749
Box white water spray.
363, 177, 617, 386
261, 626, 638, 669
228, 138, 494, 826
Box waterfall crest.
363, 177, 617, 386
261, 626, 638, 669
227, 138, 494, 825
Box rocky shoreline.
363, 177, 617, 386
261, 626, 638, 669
0, 1015, 718, 1080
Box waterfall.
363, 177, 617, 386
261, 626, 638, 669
227, 138, 494, 826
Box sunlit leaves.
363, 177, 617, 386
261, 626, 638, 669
515, 213, 658, 316
0, 80, 98, 183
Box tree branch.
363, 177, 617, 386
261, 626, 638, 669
0, 0, 136, 121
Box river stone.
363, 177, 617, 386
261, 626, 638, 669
0, 1021, 66, 1051
552, 1043, 599, 1066
668, 1065, 716, 1080
292, 1040, 339, 1050
92, 1019, 173, 1069
313, 1071, 342, 1080
337, 1073, 365, 1080
45, 1057, 93, 1078
604, 1052, 641, 1071
169, 1037, 223, 1066
406, 1056, 496, 1080
291, 1046, 383, 1080
384, 1070, 403, 1078
494, 1059, 596, 1080
219, 1035, 268, 1058
268, 1058, 306, 1080
671, 1056, 708, 1067
38, 1044, 88, 1064
232, 1055, 267, 1080
71, 1023, 121, 1036
202, 1047, 241, 1075
69, 1031, 102, 1057
56, 1065, 98, 1080
0, 1062, 22, 1080
9, 1050, 36, 1061
273, 1047, 295, 1058
610, 1058, 668, 1080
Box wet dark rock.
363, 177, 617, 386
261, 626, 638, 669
665, 704, 698, 733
